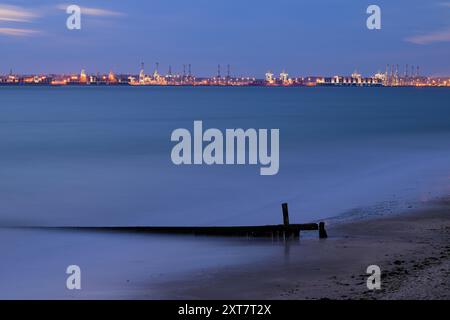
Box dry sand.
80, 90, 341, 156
155, 198, 450, 300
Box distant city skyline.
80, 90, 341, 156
3, 65, 449, 87
1, 0, 450, 76
0, 63, 438, 78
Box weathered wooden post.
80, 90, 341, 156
282, 203, 292, 239
319, 222, 328, 239
282, 203, 289, 226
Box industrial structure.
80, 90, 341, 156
0, 64, 448, 87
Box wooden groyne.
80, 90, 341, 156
63, 203, 328, 239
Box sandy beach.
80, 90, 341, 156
155, 198, 450, 300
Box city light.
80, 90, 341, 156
0, 64, 449, 87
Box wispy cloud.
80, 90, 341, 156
0, 27, 40, 37
57, 4, 124, 17
405, 2, 450, 45
405, 28, 450, 45
0, 4, 40, 22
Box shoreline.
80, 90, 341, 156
153, 197, 450, 300
0, 196, 448, 299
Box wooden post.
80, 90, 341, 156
282, 203, 289, 226
319, 222, 328, 239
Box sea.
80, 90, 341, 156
1, 86, 449, 298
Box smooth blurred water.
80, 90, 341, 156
1, 86, 450, 298
0, 228, 285, 299
1, 86, 450, 226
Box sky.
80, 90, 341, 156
0, 0, 449, 77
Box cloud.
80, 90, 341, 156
0, 27, 40, 37
404, 2, 450, 45
57, 4, 123, 17
405, 28, 450, 45
0, 4, 40, 22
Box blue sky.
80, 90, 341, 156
0, 0, 449, 76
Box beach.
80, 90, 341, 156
1, 0, 450, 305
0, 196, 448, 299
155, 197, 450, 300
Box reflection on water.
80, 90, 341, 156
0, 228, 311, 299
1, 87, 450, 227
1, 86, 450, 298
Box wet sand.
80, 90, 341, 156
155, 198, 450, 300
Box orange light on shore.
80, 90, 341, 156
51, 79, 67, 85
108, 71, 117, 83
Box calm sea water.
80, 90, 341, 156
1, 86, 450, 298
